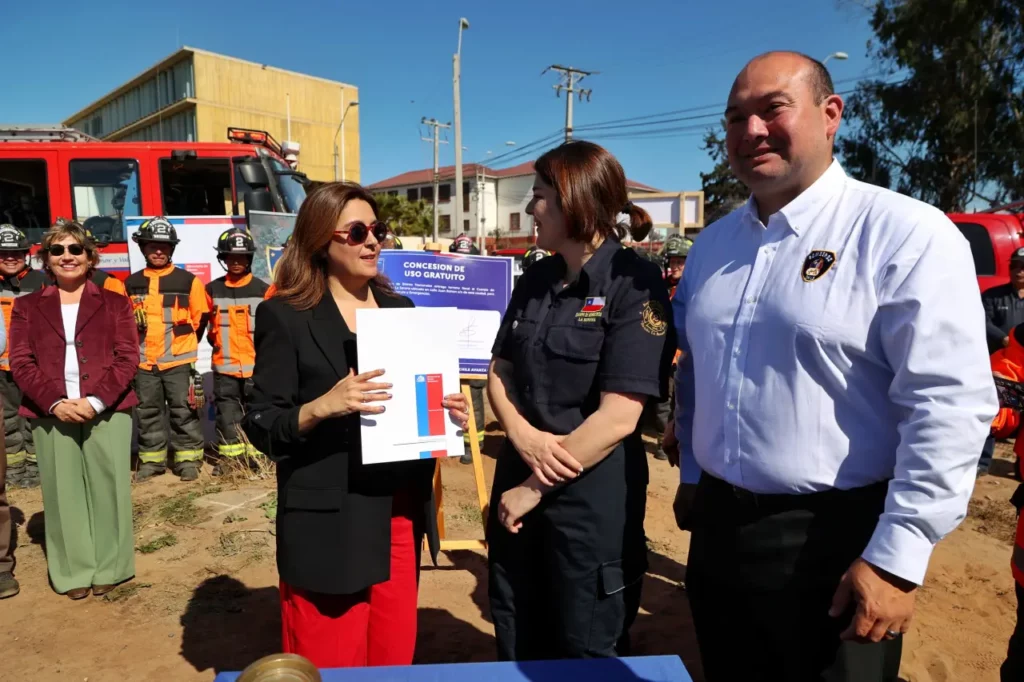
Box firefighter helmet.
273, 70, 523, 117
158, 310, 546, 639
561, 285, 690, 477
216, 229, 256, 256
0, 225, 29, 251
132, 217, 179, 245
523, 245, 550, 270
661, 235, 691, 260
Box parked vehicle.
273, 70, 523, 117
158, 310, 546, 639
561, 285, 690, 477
948, 201, 1024, 293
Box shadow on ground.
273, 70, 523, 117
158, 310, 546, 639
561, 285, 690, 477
180, 574, 281, 674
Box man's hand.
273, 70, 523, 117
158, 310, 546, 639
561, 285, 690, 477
673, 482, 698, 531
830, 557, 917, 642
663, 419, 679, 467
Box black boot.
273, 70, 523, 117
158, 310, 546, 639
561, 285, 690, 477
135, 462, 167, 483
17, 461, 40, 489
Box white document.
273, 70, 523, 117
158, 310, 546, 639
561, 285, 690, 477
356, 307, 464, 464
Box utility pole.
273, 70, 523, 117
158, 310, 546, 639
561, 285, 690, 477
421, 117, 451, 243
543, 65, 595, 143
454, 18, 470, 241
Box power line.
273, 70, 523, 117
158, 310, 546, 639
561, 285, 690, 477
542, 65, 596, 142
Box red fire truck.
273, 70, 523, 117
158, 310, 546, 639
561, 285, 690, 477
0, 125, 307, 277
948, 202, 1024, 293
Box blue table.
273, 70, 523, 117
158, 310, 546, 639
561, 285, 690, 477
213, 655, 691, 682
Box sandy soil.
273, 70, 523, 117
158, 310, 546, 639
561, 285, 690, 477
2, 422, 1019, 682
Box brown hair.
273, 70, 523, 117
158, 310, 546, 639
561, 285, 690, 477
41, 219, 100, 277
533, 141, 653, 244
274, 182, 395, 310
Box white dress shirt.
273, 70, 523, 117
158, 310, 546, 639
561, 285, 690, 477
673, 160, 998, 584
58, 303, 104, 415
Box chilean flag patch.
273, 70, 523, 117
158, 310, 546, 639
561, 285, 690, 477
581, 297, 606, 313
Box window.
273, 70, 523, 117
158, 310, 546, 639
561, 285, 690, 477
388, 190, 398, 197
464, 220, 470, 232
420, 186, 433, 204
160, 158, 232, 216
463, 182, 470, 212
0, 159, 50, 244
954, 222, 996, 276
69, 159, 141, 243
407, 188, 418, 202
510, 212, 521, 232
439, 184, 451, 203
441, 215, 452, 232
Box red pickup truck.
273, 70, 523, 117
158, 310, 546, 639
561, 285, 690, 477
948, 202, 1024, 293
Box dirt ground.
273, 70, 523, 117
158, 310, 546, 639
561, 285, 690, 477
2, 421, 1020, 682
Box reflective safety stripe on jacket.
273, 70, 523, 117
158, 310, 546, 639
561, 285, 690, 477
206, 273, 268, 378
0, 269, 48, 370
92, 269, 127, 296
125, 265, 210, 371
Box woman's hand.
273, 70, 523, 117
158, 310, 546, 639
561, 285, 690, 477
52, 401, 85, 424
512, 426, 582, 487
499, 483, 543, 533
67, 398, 97, 421
313, 369, 392, 420
443, 393, 470, 430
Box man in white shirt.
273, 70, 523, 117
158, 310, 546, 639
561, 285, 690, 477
665, 51, 997, 681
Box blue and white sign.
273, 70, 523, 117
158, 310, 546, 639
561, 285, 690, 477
378, 251, 514, 377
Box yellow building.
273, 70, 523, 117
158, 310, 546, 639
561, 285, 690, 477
63, 46, 359, 183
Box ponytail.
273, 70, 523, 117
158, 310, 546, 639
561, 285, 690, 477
624, 201, 653, 242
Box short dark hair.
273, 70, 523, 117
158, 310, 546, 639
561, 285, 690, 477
533, 141, 653, 244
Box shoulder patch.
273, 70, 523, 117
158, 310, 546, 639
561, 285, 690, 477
641, 300, 668, 336
801, 250, 836, 283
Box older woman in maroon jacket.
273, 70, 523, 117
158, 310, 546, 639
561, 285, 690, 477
10, 220, 138, 600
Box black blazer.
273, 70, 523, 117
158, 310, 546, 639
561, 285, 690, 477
242, 282, 439, 595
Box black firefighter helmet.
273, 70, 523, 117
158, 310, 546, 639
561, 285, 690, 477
0, 224, 30, 251
522, 245, 550, 270
132, 217, 180, 246
216, 228, 256, 256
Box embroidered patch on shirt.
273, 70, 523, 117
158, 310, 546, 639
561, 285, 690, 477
576, 297, 606, 322
801, 250, 837, 282
641, 300, 668, 336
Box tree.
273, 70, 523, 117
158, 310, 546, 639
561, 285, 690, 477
374, 193, 433, 237
838, 0, 1024, 211
699, 123, 749, 224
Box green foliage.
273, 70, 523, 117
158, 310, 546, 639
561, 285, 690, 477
137, 533, 178, 554
375, 193, 434, 237
699, 123, 749, 224
260, 493, 278, 521
839, 0, 1024, 211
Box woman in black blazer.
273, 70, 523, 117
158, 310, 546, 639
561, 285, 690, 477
242, 183, 470, 669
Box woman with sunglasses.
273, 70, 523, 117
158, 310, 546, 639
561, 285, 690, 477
242, 182, 471, 668
9, 220, 139, 599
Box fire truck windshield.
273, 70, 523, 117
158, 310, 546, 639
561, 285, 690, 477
270, 159, 306, 214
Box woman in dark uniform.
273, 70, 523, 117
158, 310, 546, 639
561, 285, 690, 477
486, 141, 675, 660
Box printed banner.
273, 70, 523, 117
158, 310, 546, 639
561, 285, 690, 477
248, 211, 296, 282
378, 251, 514, 377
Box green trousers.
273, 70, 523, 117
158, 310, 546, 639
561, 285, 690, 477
35, 411, 135, 594
0, 369, 34, 466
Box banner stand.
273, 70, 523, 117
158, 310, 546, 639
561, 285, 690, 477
429, 374, 490, 554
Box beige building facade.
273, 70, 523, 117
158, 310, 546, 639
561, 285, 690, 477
63, 47, 359, 183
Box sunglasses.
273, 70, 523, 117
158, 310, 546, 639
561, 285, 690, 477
48, 244, 85, 257
333, 221, 389, 245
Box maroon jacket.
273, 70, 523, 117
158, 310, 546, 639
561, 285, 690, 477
10, 280, 139, 418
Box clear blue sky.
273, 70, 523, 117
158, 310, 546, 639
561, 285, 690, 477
4, 0, 876, 192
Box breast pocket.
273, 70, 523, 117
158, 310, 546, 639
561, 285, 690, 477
541, 325, 604, 405
506, 317, 537, 364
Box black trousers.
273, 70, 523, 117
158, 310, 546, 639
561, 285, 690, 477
1004, 582, 1024, 681
487, 438, 648, 660
686, 474, 903, 682
213, 374, 251, 457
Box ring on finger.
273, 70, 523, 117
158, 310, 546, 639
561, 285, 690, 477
884, 628, 900, 639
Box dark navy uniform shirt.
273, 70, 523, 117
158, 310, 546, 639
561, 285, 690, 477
492, 236, 675, 437
982, 283, 1024, 355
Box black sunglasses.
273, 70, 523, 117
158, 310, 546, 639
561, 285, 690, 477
48, 244, 85, 257
334, 221, 389, 245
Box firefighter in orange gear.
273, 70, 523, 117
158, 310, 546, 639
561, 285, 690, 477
125, 218, 210, 482
78, 227, 128, 296
206, 229, 268, 475
0, 225, 47, 488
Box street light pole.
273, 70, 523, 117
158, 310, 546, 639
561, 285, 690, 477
454, 17, 470, 239
333, 95, 359, 181
822, 51, 849, 65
